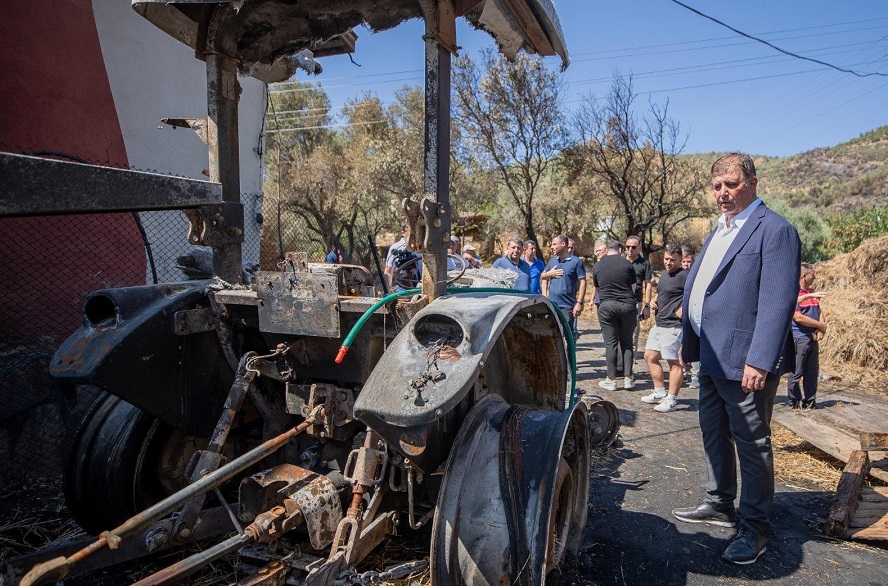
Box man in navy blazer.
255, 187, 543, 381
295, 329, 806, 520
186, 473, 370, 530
673, 153, 801, 565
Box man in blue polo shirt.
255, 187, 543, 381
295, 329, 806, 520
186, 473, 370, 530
492, 236, 531, 290
542, 234, 586, 339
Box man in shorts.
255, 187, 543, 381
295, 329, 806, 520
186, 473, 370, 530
641, 244, 688, 412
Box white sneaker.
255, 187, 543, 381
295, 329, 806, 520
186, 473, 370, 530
641, 389, 667, 404
598, 379, 617, 391
689, 378, 700, 389
654, 395, 678, 412
623, 377, 635, 390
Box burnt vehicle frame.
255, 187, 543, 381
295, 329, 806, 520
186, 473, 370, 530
1, 1, 619, 585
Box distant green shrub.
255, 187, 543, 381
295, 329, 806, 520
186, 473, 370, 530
825, 205, 888, 254
766, 198, 831, 261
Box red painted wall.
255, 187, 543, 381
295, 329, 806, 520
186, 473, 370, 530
0, 0, 145, 341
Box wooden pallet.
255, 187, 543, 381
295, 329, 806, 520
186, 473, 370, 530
825, 449, 888, 540
773, 394, 888, 483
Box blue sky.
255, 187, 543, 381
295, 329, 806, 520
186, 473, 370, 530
282, 0, 888, 157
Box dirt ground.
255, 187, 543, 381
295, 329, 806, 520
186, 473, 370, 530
561, 318, 888, 586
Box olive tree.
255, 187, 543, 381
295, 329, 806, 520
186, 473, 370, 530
567, 75, 707, 254
453, 49, 566, 245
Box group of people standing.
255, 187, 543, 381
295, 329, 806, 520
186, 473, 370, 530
589, 153, 824, 567
379, 153, 821, 567
491, 234, 587, 339
590, 237, 702, 410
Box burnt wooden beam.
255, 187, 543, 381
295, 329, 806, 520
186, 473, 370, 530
825, 450, 869, 537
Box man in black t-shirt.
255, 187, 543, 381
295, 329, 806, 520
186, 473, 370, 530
592, 240, 638, 391
640, 244, 687, 412
625, 235, 652, 365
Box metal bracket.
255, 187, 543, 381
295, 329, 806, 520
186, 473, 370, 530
421, 197, 451, 253
435, 0, 458, 55
185, 202, 245, 246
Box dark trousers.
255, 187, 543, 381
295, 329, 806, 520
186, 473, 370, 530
598, 301, 637, 379
786, 336, 818, 404
699, 372, 778, 535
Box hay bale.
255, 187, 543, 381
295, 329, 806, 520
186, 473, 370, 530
814, 235, 888, 371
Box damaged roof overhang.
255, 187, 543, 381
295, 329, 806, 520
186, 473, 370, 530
132, 0, 569, 83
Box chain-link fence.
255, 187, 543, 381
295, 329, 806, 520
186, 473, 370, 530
0, 171, 310, 494
0, 144, 401, 514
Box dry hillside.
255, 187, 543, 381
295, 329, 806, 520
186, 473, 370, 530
755, 126, 888, 210
686, 126, 888, 211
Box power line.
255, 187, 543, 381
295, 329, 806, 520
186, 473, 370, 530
571, 24, 888, 63
569, 18, 888, 58
669, 0, 888, 77
265, 120, 386, 133
783, 79, 888, 131
265, 22, 888, 96
268, 67, 832, 132
564, 43, 882, 90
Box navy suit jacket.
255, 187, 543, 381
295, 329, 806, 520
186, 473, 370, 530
681, 203, 801, 380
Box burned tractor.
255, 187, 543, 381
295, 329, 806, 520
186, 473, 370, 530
13, 1, 619, 584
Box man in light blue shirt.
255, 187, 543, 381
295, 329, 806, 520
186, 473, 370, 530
492, 236, 531, 290
523, 240, 545, 294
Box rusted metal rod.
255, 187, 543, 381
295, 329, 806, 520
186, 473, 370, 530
171, 353, 256, 541
21, 419, 316, 586
130, 532, 253, 586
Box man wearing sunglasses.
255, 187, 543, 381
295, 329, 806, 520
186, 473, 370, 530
625, 235, 652, 386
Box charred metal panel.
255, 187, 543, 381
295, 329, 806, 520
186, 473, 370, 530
0, 152, 221, 217
238, 465, 343, 550
132, 0, 569, 83
50, 282, 233, 436
354, 292, 568, 471
174, 307, 217, 335
262, 314, 388, 385
254, 271, 339, 337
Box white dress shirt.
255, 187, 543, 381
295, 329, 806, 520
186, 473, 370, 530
688, 198, 763, 335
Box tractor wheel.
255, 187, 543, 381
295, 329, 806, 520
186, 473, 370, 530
64, 392, 203, 534
431, 394, 590, 585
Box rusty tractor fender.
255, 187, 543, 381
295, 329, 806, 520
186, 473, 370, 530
354, 291, 570, 474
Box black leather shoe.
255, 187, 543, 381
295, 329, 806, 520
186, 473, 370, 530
722, 528, 768, 565
672, 503, 736, 527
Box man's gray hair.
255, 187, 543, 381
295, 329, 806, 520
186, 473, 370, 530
681, 244, 696, 257
552, 234, 568, 246
507, 236, 524, 248
711, 153, 757, 181
606, 240, 623, 252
